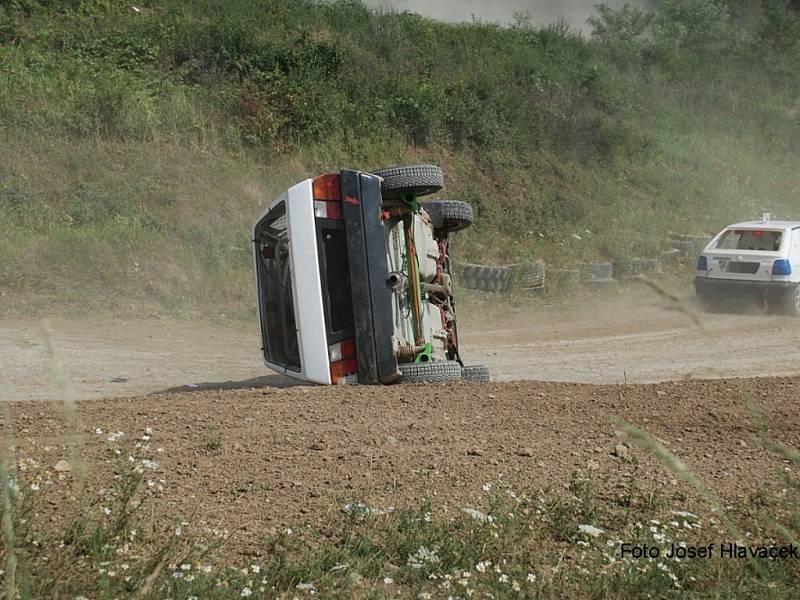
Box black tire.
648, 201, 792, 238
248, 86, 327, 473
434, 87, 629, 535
581, 262, 614, 283
461, 364, 490, 383
697, 293, 723, 314
371, 164, 444, 199
422, 200, 473, 233
399, 360, 462, 384
456, 263, 512, 293
512, 261, 546, 289
781, 284, 800, 316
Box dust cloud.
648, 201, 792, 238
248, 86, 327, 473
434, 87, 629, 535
362, 0, 653, 30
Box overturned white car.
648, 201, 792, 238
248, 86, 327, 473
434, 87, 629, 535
252, 164, 489, 385
694, 217, 800, 315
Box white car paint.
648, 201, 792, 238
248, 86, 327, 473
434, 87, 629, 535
252, 180, 332, 385
698, 220, 800, 283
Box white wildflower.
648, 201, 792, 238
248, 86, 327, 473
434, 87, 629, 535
462, 508, 494, 523
578, 524, 604, 537
241, 587, 252, 597
407, 546, 441, 569
672, 511, 698, 519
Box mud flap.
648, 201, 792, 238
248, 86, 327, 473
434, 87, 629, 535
340, 170, 401, 384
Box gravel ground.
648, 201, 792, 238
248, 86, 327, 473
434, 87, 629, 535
7, 376, 799, 559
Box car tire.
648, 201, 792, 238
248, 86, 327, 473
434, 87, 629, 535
371, 164, 444, 200
461, 364, 490, 383
422, 200, 473, 232
399, 360, 462, 383
697, 294, 723, 314
782, 284, 800, 316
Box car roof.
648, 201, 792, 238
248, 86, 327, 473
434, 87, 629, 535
726, 220, 800, 230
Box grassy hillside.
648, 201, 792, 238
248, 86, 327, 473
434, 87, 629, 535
1, 0, 800, 317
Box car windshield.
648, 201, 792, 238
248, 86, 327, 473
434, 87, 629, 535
714, 229, 783, 252
255, 201, 301, 371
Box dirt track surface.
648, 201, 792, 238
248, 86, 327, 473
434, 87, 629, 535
3, 287, 800, 401
7, 376, 799, 558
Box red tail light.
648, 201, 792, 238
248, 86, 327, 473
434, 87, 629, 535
329, 337, 357, 383
313, 174, 341, 201
313, 174, 343, 220
331, 357, 358, 384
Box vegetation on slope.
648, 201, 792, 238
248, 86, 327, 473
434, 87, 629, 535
1, 0, 799, 316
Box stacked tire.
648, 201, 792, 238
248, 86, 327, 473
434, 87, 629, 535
669, 234, 713, 256
581, 262, 615, 285
456, 263, 513, 293
511, 261, 546, 294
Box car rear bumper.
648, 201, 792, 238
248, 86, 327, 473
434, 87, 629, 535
694, 276, 795, 300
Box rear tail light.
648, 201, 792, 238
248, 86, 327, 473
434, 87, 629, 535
313, 173, 343, 221
772, 259, 792, 276
697, 256, 708, 271
329, 338, 357, 383
328, 338, 355, 362
313, 174, 341, 201
314, 200, 343, 220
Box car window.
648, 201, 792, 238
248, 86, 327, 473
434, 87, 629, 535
714, 229, 783, 252
255, 201, 301, 371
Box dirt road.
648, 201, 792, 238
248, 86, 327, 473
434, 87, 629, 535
2, 286, 799, 401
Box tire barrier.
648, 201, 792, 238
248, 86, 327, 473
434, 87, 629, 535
549, 268, 581, 289
641, 258, 660, 273
581, 262, 615, 284
669, 234, 713, 256
455, 262, 513, 293
510, 260, 546, 293
613, 258, 642, 279
453, 232, 702, 294
613, 257, 661, 280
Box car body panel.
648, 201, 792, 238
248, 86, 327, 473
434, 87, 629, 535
253, 180, 331, 384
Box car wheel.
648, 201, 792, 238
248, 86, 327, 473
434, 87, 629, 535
398, 360, 462, 384
370, 164, 444, 200
422, 200, 473, 233
461, 364, 490, 383
783, 284, 800, 316
697, 293, 723, 314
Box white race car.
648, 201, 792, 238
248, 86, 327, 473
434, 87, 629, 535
252, 165, 489, 385
694, 217, 800, 315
